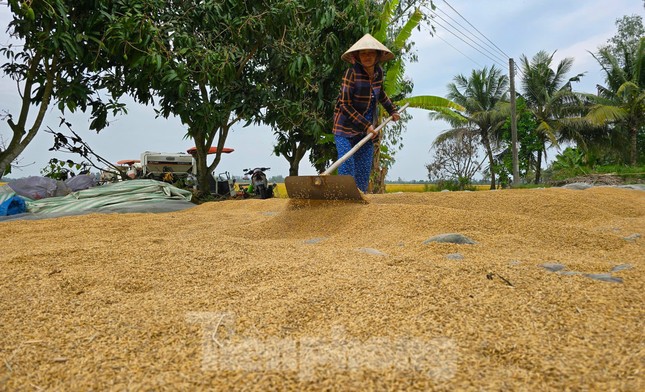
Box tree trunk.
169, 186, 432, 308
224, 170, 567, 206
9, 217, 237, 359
368, 106, 388, 194
288, 141, 308, 177
630, 125, 637, 166
371, 166, 387, 193
195, 149, 211, 195
0, 149, 23, 179
283, 154, 297, 177
369, 139, 386, 193
0, 54, 54, 179
534, 140, 544, 184
482, 132, 496, 190
192, 129, 212, 194
289, 160, 299, 177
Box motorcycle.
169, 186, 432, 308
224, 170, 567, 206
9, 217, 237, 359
243, 167, 276, 199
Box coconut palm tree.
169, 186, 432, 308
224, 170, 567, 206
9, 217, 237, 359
586, 37, 645, 165
431, 65, 509, 189
519, 50, 585, 183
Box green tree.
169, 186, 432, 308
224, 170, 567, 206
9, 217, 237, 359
496, 96, 540, 184
586, 35, 645, 165
519, 50, 584, 183
0, 0, 127, 179
370, 0, 425, 191
369, 0, 463, 192
598, 14, 644, 70
102, 0, 306, 193
432, 65, 509, 189
551, 147, 586, 172
263, 0, 377, 176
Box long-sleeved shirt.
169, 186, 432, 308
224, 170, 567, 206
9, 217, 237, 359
332, 62, 398, 138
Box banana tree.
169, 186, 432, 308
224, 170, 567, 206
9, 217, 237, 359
370, 1, 463, 192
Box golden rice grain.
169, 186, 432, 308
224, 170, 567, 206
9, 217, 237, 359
0, 187, 643, 390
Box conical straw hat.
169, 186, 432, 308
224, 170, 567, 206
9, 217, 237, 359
341, 33, 394, 63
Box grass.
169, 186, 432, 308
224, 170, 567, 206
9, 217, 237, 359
545, 164, 645, 183
593, 164, 645, 175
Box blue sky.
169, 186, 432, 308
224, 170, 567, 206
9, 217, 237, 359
1, 1, 643, 180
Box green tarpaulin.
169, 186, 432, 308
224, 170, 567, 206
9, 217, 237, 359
1, 180, 194, 221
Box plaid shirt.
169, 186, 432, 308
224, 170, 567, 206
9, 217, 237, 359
333, 63, 398, 138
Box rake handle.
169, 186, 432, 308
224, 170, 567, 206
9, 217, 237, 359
323, 102, 410, 176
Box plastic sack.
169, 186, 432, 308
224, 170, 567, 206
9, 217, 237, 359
8, 176, 70, 199
65, 174, 97, 192
0, 195, 27, 216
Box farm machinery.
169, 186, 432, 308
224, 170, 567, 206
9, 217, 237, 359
105, 148, 275, 199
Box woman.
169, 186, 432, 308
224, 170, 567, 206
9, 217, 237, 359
333, 33, 400, 193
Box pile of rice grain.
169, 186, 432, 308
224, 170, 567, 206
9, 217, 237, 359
1, 187, 643, 391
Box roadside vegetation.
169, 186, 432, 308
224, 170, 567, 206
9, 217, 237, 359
426, 15, 644, 190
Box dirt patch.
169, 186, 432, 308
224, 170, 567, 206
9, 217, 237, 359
1, 187, 643, 390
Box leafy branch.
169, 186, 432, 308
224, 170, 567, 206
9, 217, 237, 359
45, 117, 127, 180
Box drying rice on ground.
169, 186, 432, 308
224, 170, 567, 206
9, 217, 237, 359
1, 187, 643, 391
